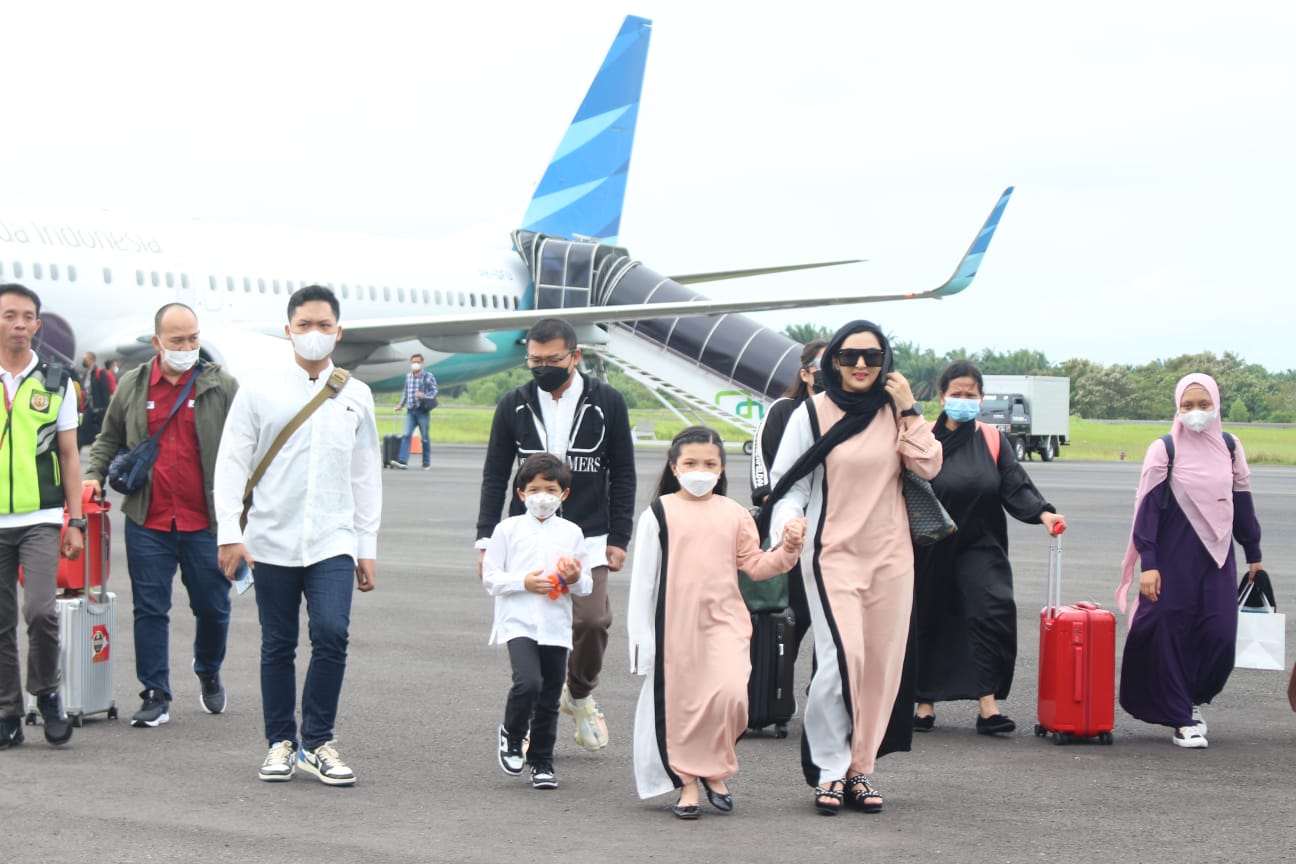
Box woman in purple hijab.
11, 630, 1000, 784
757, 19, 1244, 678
1115, 373, 1265, 748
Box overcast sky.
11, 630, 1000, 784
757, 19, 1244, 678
6, 1, 1293, 372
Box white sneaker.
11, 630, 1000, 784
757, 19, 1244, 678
560, 684, 608, 751
298, 740, 357, 786
497, 725, 524, 776
1173, 726, 1208, 749
1191, 706, 1207, 737
259, 740, 297, 782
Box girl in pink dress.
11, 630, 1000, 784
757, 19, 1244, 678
628, 426, 805, 819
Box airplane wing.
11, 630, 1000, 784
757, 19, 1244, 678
334, 187, 1014, 351
669, 259, 864, 284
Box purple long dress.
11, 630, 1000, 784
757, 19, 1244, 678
1118, 481, 1262, 727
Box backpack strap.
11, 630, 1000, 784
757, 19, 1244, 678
976, 420, 1000, 465
1159, 431, 1235, 509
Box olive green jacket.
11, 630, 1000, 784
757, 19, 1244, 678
84, 359, 239, 534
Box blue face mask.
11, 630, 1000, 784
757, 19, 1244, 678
944, 397, 981, 423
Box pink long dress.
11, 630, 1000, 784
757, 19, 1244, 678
627, 492, 799, 799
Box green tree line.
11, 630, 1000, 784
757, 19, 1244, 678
785, 323, 1296, 422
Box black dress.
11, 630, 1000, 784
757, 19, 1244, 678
914, 418, 1053, 703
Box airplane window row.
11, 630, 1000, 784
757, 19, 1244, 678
0, 261, 79, 283
0, 260, 521, 314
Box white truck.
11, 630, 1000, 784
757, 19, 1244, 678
978, 375, 1071, 462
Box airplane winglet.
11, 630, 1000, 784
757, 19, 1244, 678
520, 15, 652, 245
928, 186, 1014, 298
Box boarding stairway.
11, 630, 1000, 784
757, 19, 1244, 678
513, 229, 806, 445
592, 325, 763, 441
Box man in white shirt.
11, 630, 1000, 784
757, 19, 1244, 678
214, 285, 381, 787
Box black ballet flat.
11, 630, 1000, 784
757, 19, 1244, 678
975, 713, 1016, 735
672, 802, 701, 820
913, 713, 935, 732
700, 779, 734, 813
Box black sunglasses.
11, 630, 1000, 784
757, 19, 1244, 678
834, 348, 885, 368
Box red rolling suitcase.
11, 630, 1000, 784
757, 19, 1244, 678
1034, 528, 1116, 745
58, 488, 110, 591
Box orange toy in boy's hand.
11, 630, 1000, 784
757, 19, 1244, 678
545, 556, 577, 600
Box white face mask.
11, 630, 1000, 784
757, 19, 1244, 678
292, 330, 337, 362
410, 363, 422, 372
162, 348, 199, 373
1180, 409, 1217, 433
524, 492, 562, 519
677, 470, 720, 497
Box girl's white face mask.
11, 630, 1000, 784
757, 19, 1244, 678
292, 330, 337, 362
677, 470, 720, 497
1180, 408, 1217, 433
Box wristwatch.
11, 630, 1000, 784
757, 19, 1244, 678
66, 517, 87, 530
900, 404, 923, 418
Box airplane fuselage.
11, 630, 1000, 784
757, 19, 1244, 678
0, 209, 533, 388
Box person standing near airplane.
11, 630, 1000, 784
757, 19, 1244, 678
83, 303, 240, 728
77, 350, 113, 449
476, 317, 636, 753
390, 353, 437, 470
214, 285, 382, 786
0, 283, 83, 750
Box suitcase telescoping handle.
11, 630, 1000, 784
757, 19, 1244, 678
1045, 522, 1066, 620
84, 489, 110, 610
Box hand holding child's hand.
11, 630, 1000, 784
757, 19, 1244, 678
524, 570, 549, 594
782, 518, 806, 552
558, 556, 580, 581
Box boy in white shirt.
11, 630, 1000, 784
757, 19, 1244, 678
482, 453, 590, 790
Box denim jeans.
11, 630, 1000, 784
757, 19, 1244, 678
124, 520, 231, 701
254, 555, 355, 749
398, 408, 431, 467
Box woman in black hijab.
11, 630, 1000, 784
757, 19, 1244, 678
762, 321, 940, 816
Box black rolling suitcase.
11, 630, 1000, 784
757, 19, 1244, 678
382, 434, 401, 467
747, 607, 796, 737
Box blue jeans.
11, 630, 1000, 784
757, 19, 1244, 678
254, 556, 354, 749
398, 408, 431, 467
124, 521, 231, 701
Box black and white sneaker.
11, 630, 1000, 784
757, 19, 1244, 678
131, 689, 170, 728
259, 740, 297, 781
497, 725, 524, 776
36, 692, 73, 745
0, 716, 24, 750
530, 763, 558, 790
197, 672, 226, 715
298, 740, 356, 786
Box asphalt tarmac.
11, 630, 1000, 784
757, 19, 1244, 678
3, 449, 1294, 863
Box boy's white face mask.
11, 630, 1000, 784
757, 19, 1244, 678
524, 492, 562, 519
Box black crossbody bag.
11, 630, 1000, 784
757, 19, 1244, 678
107, 367, 201, 494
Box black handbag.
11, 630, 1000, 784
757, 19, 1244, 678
416, 394, 438, 411
106, 366, 200, 495
902, 469, 957, 546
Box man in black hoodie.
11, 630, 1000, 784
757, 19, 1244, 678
476, 318, 635, 753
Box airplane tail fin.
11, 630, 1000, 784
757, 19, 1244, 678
520, 15, 652, 245
930, 187, 1014, 297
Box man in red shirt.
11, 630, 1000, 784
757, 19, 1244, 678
83, 304, 240, 727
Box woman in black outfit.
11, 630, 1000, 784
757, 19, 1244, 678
913, 360, 1066, 734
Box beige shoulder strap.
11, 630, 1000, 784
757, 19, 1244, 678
240, 367, 351, 529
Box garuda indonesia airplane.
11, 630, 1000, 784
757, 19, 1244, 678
0, 15, 1012, 432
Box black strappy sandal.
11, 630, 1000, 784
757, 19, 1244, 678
844, 775, 883, 813
814, 780, 845, 816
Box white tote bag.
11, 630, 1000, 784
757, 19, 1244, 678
1236, 584, 1286, 671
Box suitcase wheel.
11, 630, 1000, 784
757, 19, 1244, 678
24, 711, 38, 726
774, 723, 789, 739
1051, 732, 1069, 746
1033, 724, 1046, 737
1098, 731, 1114, 745
108, 706, 119, 720
71, 714, 84, 728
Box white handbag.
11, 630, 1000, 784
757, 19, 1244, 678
1236, 583, 1286, 671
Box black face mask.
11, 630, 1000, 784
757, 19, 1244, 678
812, 370, 826, 392
532, 365, 572, 393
